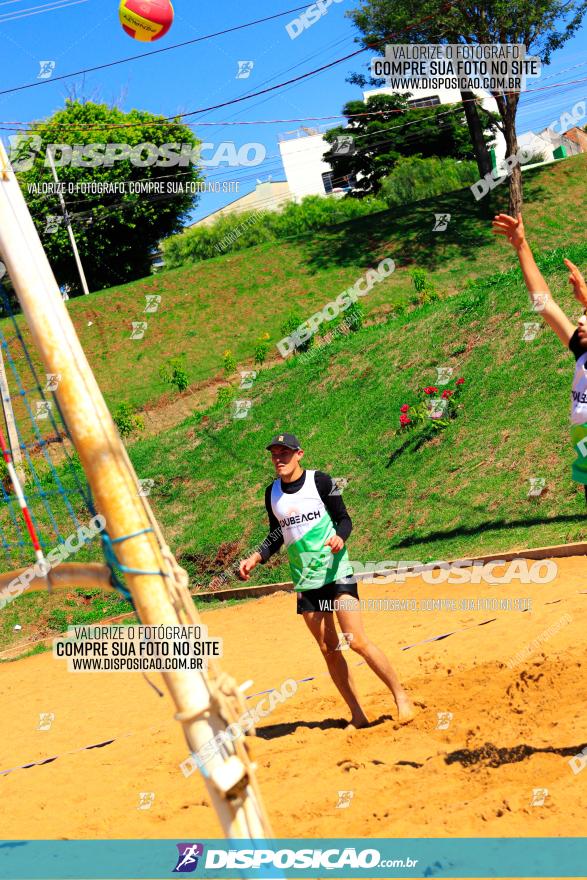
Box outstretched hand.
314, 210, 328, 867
564, 258, 587, 308
492, 213, 526, 250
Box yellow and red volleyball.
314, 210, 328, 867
119, 0, 174, 41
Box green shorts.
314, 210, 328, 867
571, 423, 587, 484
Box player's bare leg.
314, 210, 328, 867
302, 610, 370, 728
335, 596, 415, 724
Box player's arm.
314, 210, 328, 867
492, 213, 576, 347
238, 486, 283, 580
315, 472, 352, 554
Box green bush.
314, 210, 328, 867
341, 301, 365, 332
0, 457, 33, 494
216, 386, 235, 408
410, 268, 428, 294
223, 349, 237, 375
254, 341, 270, 365
280, 313, 313, 354
113, 402, 145, 438
161, 195, 387, 268
159, 356, 189, 393
410, 268, 440, 306
380, 156, 478, 207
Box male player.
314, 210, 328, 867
238, 433, 414, 727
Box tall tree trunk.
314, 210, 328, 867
495, 93, 522, 215
460, 90, 493, 177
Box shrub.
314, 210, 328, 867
223, 349, 237, 375
280, 313, 313, 354
254, 341, 270, 365
0, 458, 33, 494
410, 268, 428, 294
161, 195, 388, 268
113, 402, 145, 438
216, 386, 235, 408
342, 301, 365, 332
410, 268, 440, 306
380, 156, 478, 207
159, 356, 189, 393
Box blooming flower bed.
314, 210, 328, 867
397, 377, 465, 433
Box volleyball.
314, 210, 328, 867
119, 0, 174, 42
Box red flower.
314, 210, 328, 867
442, 390, 453, 399
400, 404, 409, 413
399, 415, 412, 425
456, 377, 465, 385
423, 386, 438, 395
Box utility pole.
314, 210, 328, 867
46, 148, 90, 296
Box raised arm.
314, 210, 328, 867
492, 213, 576, 347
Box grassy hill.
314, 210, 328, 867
7, 154, 583, 414
1, 155, 587, 649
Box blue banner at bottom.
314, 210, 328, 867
0, 838, 586, 879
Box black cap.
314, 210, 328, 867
266, 432, 301, 451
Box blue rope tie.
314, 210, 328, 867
101, 527, 168, 577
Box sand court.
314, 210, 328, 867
1, 555, 586, 848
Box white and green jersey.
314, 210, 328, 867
270, 470, 354, 591
571, 350, 587, 425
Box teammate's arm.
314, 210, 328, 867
315, 472, 352, 554
238, 486, 283, 580
492, 213, 576, 347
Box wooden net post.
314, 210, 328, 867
0, 140, 273, 840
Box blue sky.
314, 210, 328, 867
1, 0, 586, 223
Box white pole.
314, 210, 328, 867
45, 149, 90, 296
0, 346, 25, 484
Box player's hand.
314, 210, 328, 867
564, 259, 587, 307
324, 535, 344, 554
238, 553, 260, 581
492, 213, 526, 250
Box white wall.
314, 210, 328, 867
278, 132, 336, 202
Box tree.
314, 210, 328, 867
323, 92, 498, 196
11, 100, 203, 293
348, 0, 587, 213
347, 74, 494, 179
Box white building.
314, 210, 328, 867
278, 125, 351, 202
517, 127, 582, 164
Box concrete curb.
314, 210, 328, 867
2, 542, 585, 660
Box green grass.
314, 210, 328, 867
0, 588, 255, 652
3, 156, 586, 417
0, 587, 131, 651
1, 155, 587, 648
121, 242, 587, 587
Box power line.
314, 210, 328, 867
11, 76, 586, 217
0, 0, 87, 22
0, 3, 317, 97
2, 73, 586, 133
0, 3, 448, 122
6, 78, 581, 190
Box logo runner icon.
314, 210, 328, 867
173, 843, 204, 873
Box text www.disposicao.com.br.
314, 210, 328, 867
70, 657, 204, 671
